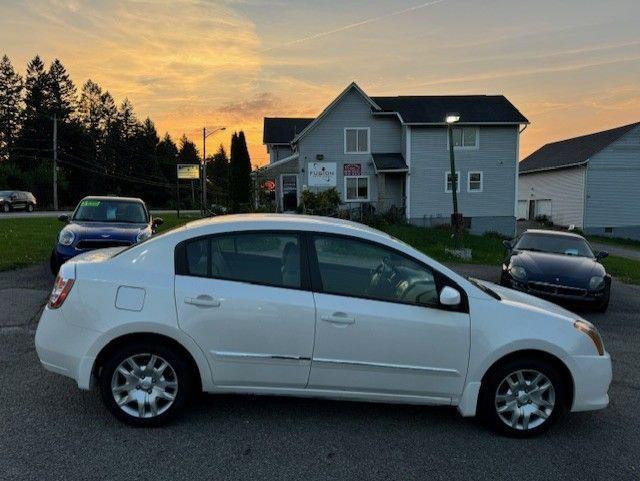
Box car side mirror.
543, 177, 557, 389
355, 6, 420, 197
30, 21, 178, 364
152, 217, 164, 227
439, 286, 461, 307
58, 214, 69, 223
596, 251, 609, 260
502, 240, 512, 250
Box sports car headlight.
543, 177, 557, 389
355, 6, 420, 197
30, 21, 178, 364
509, 265, 527, 280
574, 320, 605, 355
589, 276, 605, 290
58, 229, 75, 246
136, 230, 152, 243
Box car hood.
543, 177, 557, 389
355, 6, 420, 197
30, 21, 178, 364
475, 279, 581, 321
509, 250, 602, 286
64, 221, 149, 239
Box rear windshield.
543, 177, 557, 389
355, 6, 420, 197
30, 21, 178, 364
514, 233, 594, 258
73, 199, 148, 223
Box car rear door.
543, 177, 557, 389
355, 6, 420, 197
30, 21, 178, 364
174, 231, 316, 388
307, 234, 470, 400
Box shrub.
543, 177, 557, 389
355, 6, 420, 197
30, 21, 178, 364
301, 188, 340, 215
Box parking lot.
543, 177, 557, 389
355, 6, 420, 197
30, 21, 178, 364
1, 262, 639, 481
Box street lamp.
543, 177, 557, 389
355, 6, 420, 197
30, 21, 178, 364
445, 113, 462, 235
202, 126, 226, 215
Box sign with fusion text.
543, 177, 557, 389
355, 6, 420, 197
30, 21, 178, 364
177, 164, 200, 180
308, 162, 337, 187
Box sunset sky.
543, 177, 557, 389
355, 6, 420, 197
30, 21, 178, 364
1, 0, 639, 165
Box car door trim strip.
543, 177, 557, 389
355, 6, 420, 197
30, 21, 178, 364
213, 351, 311, 361
312, 357, 460, 376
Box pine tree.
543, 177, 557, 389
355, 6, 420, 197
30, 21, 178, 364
0, 55, 23, 161
22, 55, 50, 128
47, 59, 76, 121
233, 131, 252, 208
209, 144, 229, 206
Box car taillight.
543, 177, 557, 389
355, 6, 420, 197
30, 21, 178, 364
49, 275, 75, 309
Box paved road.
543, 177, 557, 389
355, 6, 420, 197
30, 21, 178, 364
0, 209, 199, 219
1, 263, 639, 480
591, 242, 640, 261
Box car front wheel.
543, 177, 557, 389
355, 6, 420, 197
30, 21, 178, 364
2, 204, 9, 213
480, 357, 568, 437
99, 343, 192, 427
27, 203, 34, 212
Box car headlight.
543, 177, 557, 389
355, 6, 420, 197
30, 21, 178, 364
574, 320, 605, 355
58, 229, 75, 246
589, 276, 605, 290
509, 265, 527, 280
136, 230, 152, 243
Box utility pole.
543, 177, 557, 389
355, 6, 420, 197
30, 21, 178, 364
445, 114, 461, 238
53, 114, 58, 211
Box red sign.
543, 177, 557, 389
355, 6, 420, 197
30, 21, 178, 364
262, 180, 276, 192
343, 163, 362, 176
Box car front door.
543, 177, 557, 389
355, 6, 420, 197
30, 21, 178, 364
307, 234, 470, 400
175, 231, 316, 388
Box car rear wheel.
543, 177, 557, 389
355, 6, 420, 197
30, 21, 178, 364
27, 203, 34, 212
479, 357, 568, 437
99, 342, 192, 427
2, 204, 9, 213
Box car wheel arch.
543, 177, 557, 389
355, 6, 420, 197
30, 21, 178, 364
92, 332, 207, 394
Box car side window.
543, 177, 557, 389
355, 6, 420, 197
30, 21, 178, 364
181, 233, 302, 289
311, 235, 439, 306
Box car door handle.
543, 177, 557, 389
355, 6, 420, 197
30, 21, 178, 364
321, 312, 355, 325
184, 295, 221, 308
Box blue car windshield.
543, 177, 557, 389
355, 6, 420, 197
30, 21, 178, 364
73, 199, 148, 223
515, 233, 594, 258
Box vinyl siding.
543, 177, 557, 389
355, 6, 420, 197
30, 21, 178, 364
585, 125, 640, 228
409, 126, 518, 221
296, 88, 402, 204
269, 145, 294, 164
518, 166, 586, 227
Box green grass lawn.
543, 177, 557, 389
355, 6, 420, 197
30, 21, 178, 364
588, 235, 640, 251
0, 213, 197, 271
2, 214, 640, 285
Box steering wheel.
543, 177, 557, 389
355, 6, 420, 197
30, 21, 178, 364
367, 257, 398, 297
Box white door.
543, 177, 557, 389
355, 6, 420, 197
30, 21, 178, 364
517, 200, 528, 220
307, 235, 470, 399
536, 199, 552, 218
175, 231, 315, 388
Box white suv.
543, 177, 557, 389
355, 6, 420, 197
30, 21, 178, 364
35, 214, 611, 436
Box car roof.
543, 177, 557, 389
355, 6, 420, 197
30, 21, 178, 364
183, 214, 392, 240
81, 196, 145, 203
523, 229, 585, 239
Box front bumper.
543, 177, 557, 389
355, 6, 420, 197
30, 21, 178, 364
570, 353, 612, 412
35, 305, 102, 390
501, 273, 607, 304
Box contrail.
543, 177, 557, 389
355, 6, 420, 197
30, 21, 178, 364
263, 0, 447, 51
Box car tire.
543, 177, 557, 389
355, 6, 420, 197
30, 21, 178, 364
49, 251, 61, 276
98, 342, 193, 427
27, 203, 34, 212
2, 203, 9, 213
479, 357, 569, 438
594, 286, 610, 313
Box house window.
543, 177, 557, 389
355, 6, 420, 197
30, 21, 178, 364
468, 172, 483, 192
445, 171, 460, 193
450, 127, 478, 149
345, 128, 370, 154
345, 176, 369, 201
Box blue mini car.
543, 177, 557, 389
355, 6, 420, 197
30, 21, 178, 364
50, 196, 163, 274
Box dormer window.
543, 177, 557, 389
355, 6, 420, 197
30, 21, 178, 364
344, 128, 370, 154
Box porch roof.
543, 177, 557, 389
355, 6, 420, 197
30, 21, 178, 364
259, 152, 299, 177
372, 153, 408, 172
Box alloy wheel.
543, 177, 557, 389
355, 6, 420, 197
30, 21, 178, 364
111, 353, 178, 418
494, 369, 555, 431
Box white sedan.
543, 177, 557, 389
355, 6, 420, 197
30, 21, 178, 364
35, 214, 611, 436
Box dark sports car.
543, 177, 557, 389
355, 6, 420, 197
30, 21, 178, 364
50, 196, 163, 274
500, 229, 610, 312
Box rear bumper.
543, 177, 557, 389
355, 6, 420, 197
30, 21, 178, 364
570, 353, 612, 412
35, 306, 102, 390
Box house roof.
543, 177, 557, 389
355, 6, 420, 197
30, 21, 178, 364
520, 122, 640, 174
371, 95, 529, 124
263, 117, 314, 145
372, 153, 407, 172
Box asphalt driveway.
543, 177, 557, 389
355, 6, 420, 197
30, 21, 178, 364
0, 263, 639, 480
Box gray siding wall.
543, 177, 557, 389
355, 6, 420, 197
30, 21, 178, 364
518, 166, 586, 227
409, 126, 518, 234
269, 145, 294, 164
297, 88, 402, 204
585, 125, 640, 228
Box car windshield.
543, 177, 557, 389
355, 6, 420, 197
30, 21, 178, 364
0, 191, 15, 197
514, 233, 594, 258
73, 199, 148, 223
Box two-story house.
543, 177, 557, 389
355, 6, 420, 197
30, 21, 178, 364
262, 82, 529, 236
